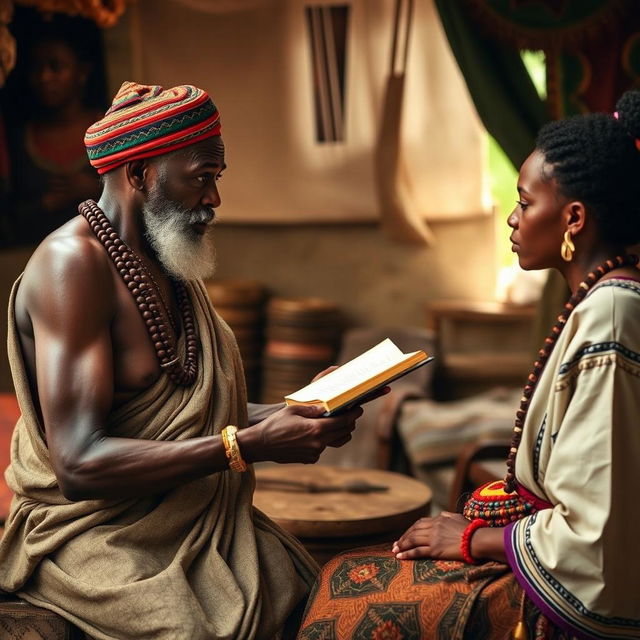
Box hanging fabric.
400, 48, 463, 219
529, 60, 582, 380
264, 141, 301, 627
125, 0, 486, 225
376, 0, 434, 245
305, 4, 348, 143
0, 0, 15, 87
13, 0, 130, 27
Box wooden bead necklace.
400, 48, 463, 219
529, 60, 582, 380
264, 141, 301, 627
504, 253, 639, 492
79, 199, 198, 386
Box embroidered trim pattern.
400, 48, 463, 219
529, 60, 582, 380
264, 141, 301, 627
559, 341, 640, 376
532, 414, 546, 484
507, 517, 640, 638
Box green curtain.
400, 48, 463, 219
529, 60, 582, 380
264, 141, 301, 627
433, 0, 565, 355
433, 0, 548, 170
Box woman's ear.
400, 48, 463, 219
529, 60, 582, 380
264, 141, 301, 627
565, 200, 587, 235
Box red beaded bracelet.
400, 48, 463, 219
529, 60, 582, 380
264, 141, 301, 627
461, 518, 489, 564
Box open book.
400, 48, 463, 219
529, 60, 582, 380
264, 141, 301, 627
284, 338, 434, 415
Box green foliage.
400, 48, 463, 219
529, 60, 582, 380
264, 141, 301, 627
489, 50, 546, 268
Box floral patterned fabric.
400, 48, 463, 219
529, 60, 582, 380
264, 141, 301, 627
298, 545, 574, 640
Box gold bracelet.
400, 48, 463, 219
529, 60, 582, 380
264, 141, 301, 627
221, 425, 247, 472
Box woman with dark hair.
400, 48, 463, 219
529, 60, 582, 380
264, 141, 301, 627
1, 13, 105, 247
297, 92, 640, 640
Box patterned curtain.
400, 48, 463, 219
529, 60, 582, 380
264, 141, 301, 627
13, 0, 131, 27
464, 0, 640, 118
434, 0, 547, 170
168, 0, 274, 12
435, 0, 640, 355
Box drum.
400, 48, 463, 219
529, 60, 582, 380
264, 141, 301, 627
253, 464, 432, 565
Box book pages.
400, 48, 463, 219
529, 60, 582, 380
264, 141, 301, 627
286, 338, 418, 403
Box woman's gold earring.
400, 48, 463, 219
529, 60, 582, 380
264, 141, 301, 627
561, 230, 575, 262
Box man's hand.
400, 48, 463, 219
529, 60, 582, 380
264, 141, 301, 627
238, 403, 363, 464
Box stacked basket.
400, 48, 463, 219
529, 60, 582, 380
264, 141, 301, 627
204, 279, 267, 402
261, 297, 342, 404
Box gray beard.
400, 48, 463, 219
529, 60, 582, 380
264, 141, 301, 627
142, 190, 217, 282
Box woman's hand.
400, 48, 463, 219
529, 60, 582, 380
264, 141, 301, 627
392, 512, 469, 560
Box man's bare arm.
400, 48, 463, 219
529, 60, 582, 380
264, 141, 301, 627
22, 236, 232, 500
21, 237, 360, 501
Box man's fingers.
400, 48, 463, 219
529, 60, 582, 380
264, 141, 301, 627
317, 407, 363, 431
327, 434, 352, 448
358, 386, 391, 405
288, 404, 327, 418
310, 365, 339, 382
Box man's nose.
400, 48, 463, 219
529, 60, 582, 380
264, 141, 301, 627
202, 183, 221, 209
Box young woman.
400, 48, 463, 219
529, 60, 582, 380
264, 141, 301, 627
297, 92, 640, 640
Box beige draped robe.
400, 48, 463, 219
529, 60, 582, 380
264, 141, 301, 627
0, 277, 317, 640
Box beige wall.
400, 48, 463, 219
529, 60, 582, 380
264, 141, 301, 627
0, 215, 496, 392
0, 0, 500, 392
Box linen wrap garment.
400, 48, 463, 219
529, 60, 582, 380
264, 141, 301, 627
0, 278, 318, 640
505, 278, 640, 639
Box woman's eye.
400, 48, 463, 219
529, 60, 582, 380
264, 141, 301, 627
516, 200, 529, 211
197, 174, 212, 184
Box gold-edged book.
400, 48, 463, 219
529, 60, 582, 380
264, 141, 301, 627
284, 338, 434, 415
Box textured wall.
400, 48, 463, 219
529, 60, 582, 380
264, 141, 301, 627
0, 216, 497, 392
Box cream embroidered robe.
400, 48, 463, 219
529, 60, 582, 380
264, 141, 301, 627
505, 279, 640, 640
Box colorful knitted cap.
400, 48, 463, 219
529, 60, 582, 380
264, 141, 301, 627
84, 81, 222, 174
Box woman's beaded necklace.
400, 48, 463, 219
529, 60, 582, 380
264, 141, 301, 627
504, 253, 639, 492
79, 199, 198, 386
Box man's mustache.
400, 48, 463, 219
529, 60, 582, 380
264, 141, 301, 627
188, 208, 215, 225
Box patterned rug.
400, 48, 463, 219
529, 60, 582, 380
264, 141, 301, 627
297, 545, 574, 640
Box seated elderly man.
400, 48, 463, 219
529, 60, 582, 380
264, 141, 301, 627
0, 81, 362, 640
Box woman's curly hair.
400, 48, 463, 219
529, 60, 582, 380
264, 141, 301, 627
535, 91, 640, 247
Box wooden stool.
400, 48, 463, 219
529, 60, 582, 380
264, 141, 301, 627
0, 594, 85, 640
254, 465, 432, 565
0, 532, 86, 639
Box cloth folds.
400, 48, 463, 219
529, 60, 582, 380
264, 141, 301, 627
0, 277, 317, 640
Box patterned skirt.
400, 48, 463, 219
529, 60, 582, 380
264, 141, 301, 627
297, 545, 575, 640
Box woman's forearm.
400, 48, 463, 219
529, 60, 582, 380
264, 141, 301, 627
471, 527, 508, 563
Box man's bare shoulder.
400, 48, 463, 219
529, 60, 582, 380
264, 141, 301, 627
19, 216, 116, 317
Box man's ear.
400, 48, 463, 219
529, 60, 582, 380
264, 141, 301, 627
125, 159, 150, 191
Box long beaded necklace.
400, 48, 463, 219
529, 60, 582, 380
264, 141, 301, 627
504, 253, 639, 492
79, 199, 199, 386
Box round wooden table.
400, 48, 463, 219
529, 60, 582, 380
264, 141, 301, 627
253, 464, 432, 565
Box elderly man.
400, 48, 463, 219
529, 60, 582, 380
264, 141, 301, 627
0, 82, 362, 639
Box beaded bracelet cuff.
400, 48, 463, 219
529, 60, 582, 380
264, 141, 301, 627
460, 518, 489, 565
462, 479, 539, 527
222, 425, 247, 472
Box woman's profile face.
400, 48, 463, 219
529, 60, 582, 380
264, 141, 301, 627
507, 149, 568, 271
29, 39, 86, 111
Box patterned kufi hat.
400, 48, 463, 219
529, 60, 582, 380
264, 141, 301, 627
84, 81, 222, 174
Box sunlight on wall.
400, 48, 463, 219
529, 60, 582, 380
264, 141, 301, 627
488, 50, 547, 299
